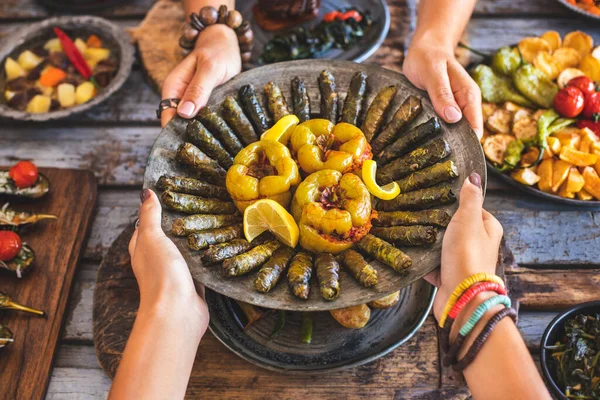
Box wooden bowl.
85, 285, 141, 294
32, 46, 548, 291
144, 59, 486, 312
0, 16, 134, 121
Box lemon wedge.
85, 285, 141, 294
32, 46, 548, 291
243, 199, 299, 247
260, 114, 299, 145
361, 160, 400, 200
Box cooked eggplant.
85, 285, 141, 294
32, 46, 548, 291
315, 253, 340, 300
0, 171, 50, 199
394, 160, 458, 193
376, 138, 452, 184
0, 292, 45, 316
255, 246, 295, 293
288, 252, 313, 300
0, 325, 13, 349
361, 85, 397, 141
330, 304, 371, 329
318, 70, 338, 123
156, 175, 230, 201
185, 120, 234, 169
372, 209, 452, 228
357, 234, 412, 273
371, 95, 422, 155
264, 81, 290, 123
239, 84, 271, 134
171, 214, 240, 236
197, 106, 244, 156
201, 239, 253, 264
291, 76, 311, 123
376, 186, 456, 211
187, 224, 243, 251
176, 143, 228, 186
0, 244, 35, 278
377, 117, 442, 165
221, 240, 281, 277
341, 71, 367, 126
368, 291, 400, 309
0, 203, 56, 230
338, 249, 378, 287
370, 225, 438, 246
160, 190, 237, 215
220, 96, 258, 146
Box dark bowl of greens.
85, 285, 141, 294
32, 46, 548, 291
540, 301, 600, 399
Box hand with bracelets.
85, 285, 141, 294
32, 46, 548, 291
159, 1, 250, 127
427, 172, 551, 399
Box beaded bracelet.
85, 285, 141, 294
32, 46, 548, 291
452, 307, 518, 372
439, 272, 505, 328
179, 5, 254, 64
442, 294, 511, 367
439, 282, 507, 353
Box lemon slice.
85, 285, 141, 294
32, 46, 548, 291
243, 199, 299, 247
260, 114, 300, 144
361, 160, 400, 200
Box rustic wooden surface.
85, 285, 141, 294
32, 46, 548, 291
0, 0, 599, 398
0, 168, 96, 400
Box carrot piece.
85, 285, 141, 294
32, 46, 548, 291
39, 67, 67, 87
86, 34, 102, 48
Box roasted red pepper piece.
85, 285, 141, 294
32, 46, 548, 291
323, 11, 341, 22
53, 27, 92, 79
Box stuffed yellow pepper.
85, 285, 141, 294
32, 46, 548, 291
289, 119, 372, 174
226, 140, 300, 212
291, 169, 373, 254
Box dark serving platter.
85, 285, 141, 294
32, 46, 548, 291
206, 281, 435, 373
144, 59, 485, 312
238, 0, 390, 66
555, 0, 600, 21
0, 16, 134, 121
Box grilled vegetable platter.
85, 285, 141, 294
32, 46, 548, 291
470, 29, 600, 205
144, 59, 485, 311
556, 0, 600, 20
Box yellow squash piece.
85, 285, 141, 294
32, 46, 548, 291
361, 160, 400, 200
518, 37, 551, 63
582, 167, 600, 200
533, 51, 560, 80
541, 31, 562, 51
553, 131, 581, 149
557, 182, 575, 199
552, 159, 571, 193
565, 167, 585, 193
559, 146, 598, 167
563, 31, 594, 60
260, 114, 299, 144
243, 199, 299, 247
553, 47, 582, 70
537, 159, 554, 193
580, 54, 600, 82
4, 57, 25, 81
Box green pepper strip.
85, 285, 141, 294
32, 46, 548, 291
300, 313, 313, 344
529, 110, 574, 167
270, 310, 286, 338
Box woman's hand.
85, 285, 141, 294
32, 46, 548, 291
129, 189, 208, 326
161, 24, 241, 127
403, 43, 483, 138
429, 172, 503, 321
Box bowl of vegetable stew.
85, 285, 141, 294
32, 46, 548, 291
540, 301, 600, 399
0, 16, 134, 121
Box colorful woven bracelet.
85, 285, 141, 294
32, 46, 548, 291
439, 282, 507, 353
442, 294, 511, 367
452, 307, 518, 372
439, 272, 505, 328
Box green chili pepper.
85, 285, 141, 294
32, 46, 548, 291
471, 65, 535, 108
529, 110, 574, 166
491, 46, 522, 76
270, 310, 286, 338
300, 313, 313, 344
513, 64, 558, 109
498, 139, 525, 171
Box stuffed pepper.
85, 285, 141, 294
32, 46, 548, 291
291, 170, 373, 254
289, 119, 372, 174
226, 139, 301, 212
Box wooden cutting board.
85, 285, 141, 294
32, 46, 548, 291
0, 168, 97, 400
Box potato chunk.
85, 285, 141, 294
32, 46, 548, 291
329, 304, 371, 329
57, 83, 76, 108
26, 95, 51, 113
17, 50, 42, 71
368, 291, 400, 309
485, 109, 512, 134
5, 57, 25, 81
75, 81, 96, 105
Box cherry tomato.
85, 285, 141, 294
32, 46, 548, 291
583, 91, 600, 121
323, 11, 341, 22
8, 160, 38, 189
0, 231, 22, 261
340, 10, 362, 22
568, 76, 596, 96
553, 86, 585, 118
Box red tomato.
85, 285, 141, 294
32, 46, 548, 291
567, 76, 596, 96
8, 160, 38, 189
341, 10, 362, 22
323, 11, 341, 22
0, 231, 22, 261
553, 86, 585, 118
583, 91, 600, 121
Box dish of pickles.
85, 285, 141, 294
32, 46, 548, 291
471, 30, 600, 205
145, 59, 485, 311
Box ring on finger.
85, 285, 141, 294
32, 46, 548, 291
156, 98, 181, 119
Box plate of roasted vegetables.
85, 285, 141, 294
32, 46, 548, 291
144, 59, 484, 311
470, 30, 600, 205
0, 16, 134, 121
556, 0, 600, 20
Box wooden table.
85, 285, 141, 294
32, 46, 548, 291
1, 1, 599, 398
